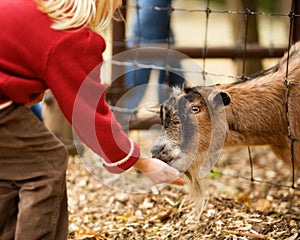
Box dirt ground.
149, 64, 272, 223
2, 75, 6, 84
67, 144, 300, 240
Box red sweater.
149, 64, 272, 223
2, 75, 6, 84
0, 0, 140, 173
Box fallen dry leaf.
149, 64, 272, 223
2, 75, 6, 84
254, 198, 273, 213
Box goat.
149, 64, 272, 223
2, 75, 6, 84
151, 42, 300, 216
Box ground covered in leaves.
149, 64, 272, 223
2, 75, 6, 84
67, 146, 300, 240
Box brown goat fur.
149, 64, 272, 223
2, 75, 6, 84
152, 42, 300, 216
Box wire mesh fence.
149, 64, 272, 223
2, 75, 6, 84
107, 0, 300, 192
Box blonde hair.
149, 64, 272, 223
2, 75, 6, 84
35, 0, 120, 32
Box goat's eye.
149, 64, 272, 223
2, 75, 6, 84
190, 106, 201, 114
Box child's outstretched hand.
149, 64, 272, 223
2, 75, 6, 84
134, 157, 185, 186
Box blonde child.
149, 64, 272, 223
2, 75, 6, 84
0, 0, 184, 239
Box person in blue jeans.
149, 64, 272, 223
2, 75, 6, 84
124, 0, 184, 113
30, 103, 43, 121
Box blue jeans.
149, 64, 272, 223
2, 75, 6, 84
124, 0, 184, 110
30, 103, 43, 121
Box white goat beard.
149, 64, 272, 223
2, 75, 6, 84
184, 166, 208, 219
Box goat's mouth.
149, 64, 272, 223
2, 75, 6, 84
152, 151, 176, 164
152, 148, 189, 172
164, 156, 190, 173
154, 155, 174, 165
165, 157, 175, 165
152, 155, 183, 171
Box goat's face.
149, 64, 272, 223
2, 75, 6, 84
152, 86, 231, 175
151, 86, 231, 216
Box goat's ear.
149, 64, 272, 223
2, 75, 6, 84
219, 92, 231, 106
209, 91, 231, 108
183, 81, 195, 93
183, 81, 193, 89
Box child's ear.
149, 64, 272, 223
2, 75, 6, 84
209, 91, 231, 109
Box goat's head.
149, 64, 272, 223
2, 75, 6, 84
152, 85, 231, 174
151, 85, 231, 216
